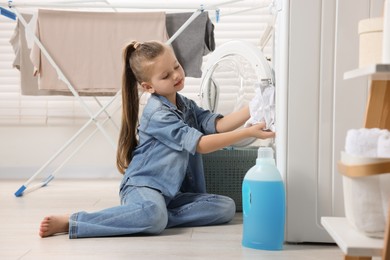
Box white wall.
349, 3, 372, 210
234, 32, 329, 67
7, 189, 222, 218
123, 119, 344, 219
0, 125, 120, 179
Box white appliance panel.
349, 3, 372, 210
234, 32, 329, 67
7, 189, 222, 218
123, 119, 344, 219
276, 0, 382, 243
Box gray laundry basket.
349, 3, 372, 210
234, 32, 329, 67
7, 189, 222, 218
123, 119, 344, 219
202, 147, 257, 212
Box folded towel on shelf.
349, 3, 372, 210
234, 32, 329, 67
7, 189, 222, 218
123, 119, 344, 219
30, 10, 169, 94
345, 128, 388, 157
377, 132, 390, 157
166, 12, 215, 78
244, 81, 275, 131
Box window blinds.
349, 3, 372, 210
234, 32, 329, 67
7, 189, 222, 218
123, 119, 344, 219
0, 0, 273, 125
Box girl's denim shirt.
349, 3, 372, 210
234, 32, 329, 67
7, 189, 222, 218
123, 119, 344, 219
120, 93, 223, 200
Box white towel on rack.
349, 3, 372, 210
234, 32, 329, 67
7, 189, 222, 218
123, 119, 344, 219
30, 10, 169, 94
345, 128, 388, 157
244, 82, 275, 131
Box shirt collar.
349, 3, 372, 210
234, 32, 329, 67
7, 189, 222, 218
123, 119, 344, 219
154, 93, 185, 112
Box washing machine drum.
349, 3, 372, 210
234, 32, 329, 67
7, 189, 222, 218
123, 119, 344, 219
199, 40, 274, 147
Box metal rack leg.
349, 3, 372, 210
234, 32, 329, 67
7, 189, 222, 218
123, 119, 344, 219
14, 95, 121, 197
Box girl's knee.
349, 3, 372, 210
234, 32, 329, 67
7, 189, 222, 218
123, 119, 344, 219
144, 202, 168, 234
219, 196, 236, 223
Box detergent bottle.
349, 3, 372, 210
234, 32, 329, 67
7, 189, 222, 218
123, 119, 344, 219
242, 146, 285, 250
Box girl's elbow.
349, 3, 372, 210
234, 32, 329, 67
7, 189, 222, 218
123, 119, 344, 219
196, 140, 213, 154
196, 145, 209, 154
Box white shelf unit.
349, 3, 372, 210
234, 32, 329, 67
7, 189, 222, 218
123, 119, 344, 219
321, 217, 383, 258
344, 64, 390, 80
321, 64, 390, 260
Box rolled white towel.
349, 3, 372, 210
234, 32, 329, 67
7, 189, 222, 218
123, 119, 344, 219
345, 128, 388, 157
377, 132, 390, 157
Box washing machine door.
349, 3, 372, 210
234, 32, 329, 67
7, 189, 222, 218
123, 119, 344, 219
199, 40, 274, 147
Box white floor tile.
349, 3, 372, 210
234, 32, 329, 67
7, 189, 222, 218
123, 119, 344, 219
0, 179, 343, 260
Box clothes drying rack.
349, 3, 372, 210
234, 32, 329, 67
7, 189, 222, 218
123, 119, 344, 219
0, 0, 243, 197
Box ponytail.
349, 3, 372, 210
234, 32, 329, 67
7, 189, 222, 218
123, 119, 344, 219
116, 40, 166, 174
116, 42, 139, 174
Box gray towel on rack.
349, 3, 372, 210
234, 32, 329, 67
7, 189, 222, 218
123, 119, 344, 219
166, 12, 215, 78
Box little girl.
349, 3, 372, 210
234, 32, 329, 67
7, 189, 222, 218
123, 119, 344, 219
39, 40, 275, 238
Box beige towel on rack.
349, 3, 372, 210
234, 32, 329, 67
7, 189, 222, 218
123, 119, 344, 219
10, 13, 88, 96
10, 12, 118, 97
10, 13, 53, 95
30, 10, 168, 94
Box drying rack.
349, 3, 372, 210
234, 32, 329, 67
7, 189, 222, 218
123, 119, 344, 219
0, 0, 242, 197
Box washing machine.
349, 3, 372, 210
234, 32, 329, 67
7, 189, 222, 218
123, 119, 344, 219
199, 40, 275, 147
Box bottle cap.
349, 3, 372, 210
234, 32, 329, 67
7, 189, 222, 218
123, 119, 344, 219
257, 146, 274, 159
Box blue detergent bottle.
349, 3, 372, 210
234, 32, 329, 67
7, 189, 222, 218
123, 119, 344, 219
242, 146, 285, 250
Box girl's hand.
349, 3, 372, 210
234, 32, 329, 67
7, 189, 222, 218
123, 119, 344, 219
197, 121, 275, 154
247, 122, 275, 139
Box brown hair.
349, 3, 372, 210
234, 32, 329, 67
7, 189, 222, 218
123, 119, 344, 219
116, 40, 166, 174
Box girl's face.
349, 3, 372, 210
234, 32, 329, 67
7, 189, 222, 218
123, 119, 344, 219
141, 47, 185, 104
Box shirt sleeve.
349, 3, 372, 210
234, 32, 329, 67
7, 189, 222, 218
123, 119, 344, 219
187, 98, 224, 134
145, 108, 203, 155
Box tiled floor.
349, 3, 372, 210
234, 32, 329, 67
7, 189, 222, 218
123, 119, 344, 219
1, 179, 344, 260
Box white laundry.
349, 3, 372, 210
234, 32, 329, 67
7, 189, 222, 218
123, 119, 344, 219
244, 82, 275, 131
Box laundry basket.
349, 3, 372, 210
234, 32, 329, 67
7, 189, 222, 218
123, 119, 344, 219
202, 147, 258, 212
338, 152, 390, 238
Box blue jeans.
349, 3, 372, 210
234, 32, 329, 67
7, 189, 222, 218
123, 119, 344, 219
68, 186, 236, 239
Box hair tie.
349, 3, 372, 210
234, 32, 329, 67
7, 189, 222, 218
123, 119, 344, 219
133, 42, 142, 50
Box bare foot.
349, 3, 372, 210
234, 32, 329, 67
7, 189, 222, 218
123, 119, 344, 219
39, 215, 70, 238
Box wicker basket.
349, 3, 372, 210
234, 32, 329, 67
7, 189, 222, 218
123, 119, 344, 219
202, 147, 257, 212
